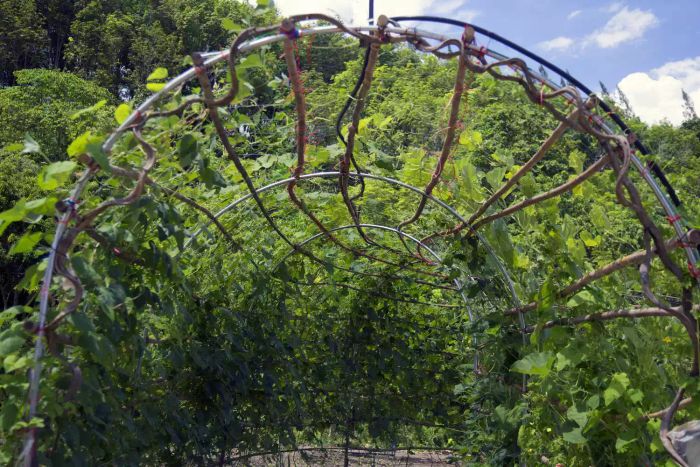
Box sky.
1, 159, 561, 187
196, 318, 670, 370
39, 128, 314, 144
272, 0, 700, 126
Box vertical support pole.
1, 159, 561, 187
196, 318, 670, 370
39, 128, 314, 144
368, 0, 374, 24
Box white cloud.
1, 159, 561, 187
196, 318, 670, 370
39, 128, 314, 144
540, 5, 658, 55
567, 9, 582, 20
537, 36, 575, 52
272, 0, 477, 25
654, 57, 700, 93
585, 6, 658, 48
606, 2, 624, 13
617, 56, 700, 125
273, 0, 362, 23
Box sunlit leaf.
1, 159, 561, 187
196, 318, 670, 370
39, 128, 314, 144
37, 161, 77, 190
114, 103, 131, 124
147, 67, 168, 81
9, 231, 43, 255
70, 99, 107, 120
511, 351, 554, 377
221, 18, 242, 32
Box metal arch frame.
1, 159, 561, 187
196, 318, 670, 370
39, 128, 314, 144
183, 171, 522, 314
276, 222, 479, 370
27, 19, 697, 459
278, 223, 470, 315
95, 20, 695, 277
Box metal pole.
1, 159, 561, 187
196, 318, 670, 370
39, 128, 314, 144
368, 0, 374, 24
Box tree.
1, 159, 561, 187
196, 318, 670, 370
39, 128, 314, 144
615, 85, 634, 117
63, 0, 269, 97
0, 69, 113, 309
0, 69, 114, 161
0, 0, 47, 85
682, 88, 698, 121
599, 80, 610, 98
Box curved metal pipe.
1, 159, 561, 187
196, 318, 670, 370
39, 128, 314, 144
277, 222, 479, 369
183, 171, 522, 312
388, 15, 698, 278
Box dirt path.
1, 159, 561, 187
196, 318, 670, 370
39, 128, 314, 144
238, 447, 458, 466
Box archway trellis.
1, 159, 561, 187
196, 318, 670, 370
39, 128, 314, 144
21, 13, 700, 465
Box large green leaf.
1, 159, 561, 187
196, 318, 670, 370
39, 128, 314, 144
37, 161, 77, 190
604, 372, 630, 406
511, 351, 555, 377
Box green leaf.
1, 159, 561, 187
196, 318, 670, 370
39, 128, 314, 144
604, 372, 630, 406
22, 134, 41, 154
70, 99, 107, 120
615, 431, 637, 452
587, 394, 600, 410
0, 336, 25, 355
458, 130, 483, 150
377, 115, 393, 128
307, 145, 331, 167
9, 232, 43, 255
358, 116, 372, 134
566, 290, 595, 308
536, 277, 555, 313
590, 204, 608, 230
3, 143, 24, 152
198, 158, 228, 188
485, 167, 506, 190
69, 312, 95, 334
16, 259, 47, 292
86, 142, 111, 173
24, 197, 58, 216
177, 134, 199, 169
0, 403, 19, 431
147, 67, 168, 81
511, 351, 554, 377
566, 404, 589, 428
221, 18, 242, 32
11, 417, 44, 433
3, 354, 29, 372
556, 344, 585, 371
628, 388, 644, 404
580, 230, 601, 247
0, 307, 25, 326
568, 150, 585, 172
146, 67, 169, 92
0, 197, 57, 236
67, 131, 100, 157
562, 426, 586, 444
514, 251, 530, 269
238, 54, 262, 69
146, 82, 166, 92
37, 161, 77, 190
114, 103, 131, 124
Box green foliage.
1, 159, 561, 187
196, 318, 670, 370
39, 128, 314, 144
0, 69, 113, 162
0, 0, 47, 84
62, 0, 273, 97
0, 15, 698, 467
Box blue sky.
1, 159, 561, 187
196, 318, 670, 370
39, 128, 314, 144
274, 0, 700, 125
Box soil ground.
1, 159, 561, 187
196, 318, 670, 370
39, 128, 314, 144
235, 447, 458, 466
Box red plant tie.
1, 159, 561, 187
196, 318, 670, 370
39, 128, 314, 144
666, 214, 682, 224
688, 262, 700, 279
